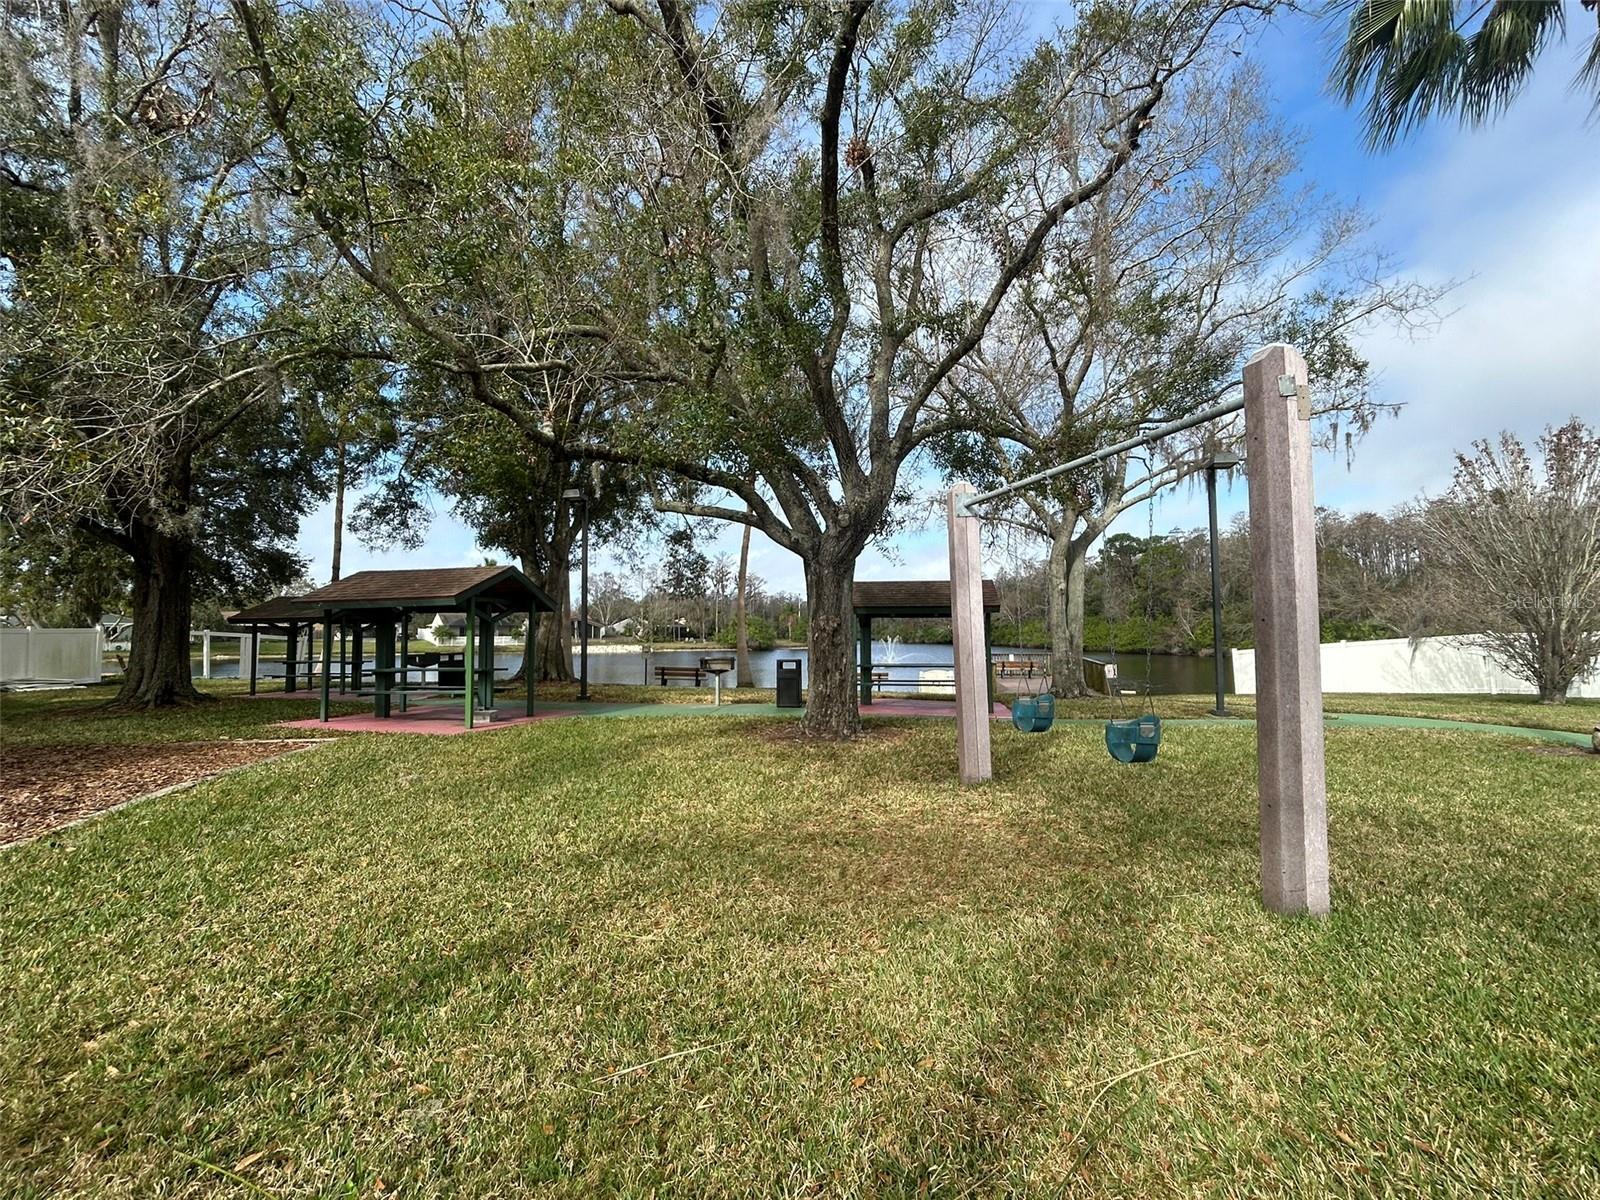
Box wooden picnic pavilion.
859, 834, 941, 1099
852, 580, 1000, 706
297, 566, 557, 729
225, 594, 323, 694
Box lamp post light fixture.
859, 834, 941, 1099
562, 485, 590, 701
1204, 451, 1242, 716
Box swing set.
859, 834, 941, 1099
944, 344, 1331, 916
997, 407, 1233, 762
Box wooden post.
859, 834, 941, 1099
319, 614, 333, 722
464, 602, 476, 730
1243, 343, 1329, 916
947, 483, 992, 784
858, 616, 873, 706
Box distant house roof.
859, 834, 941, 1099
299, 566, 556, 615
852, 579, 1000, 617
226, 595, 320, 626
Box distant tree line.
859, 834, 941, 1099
973, 504, 1431, 655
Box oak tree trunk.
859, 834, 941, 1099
1048, 525, 1093, 697
330, 439, 347, 582
802, 553, 859, 738
114, 521, 201, 708
735, 517, 754, 688
532, 545, 575, 683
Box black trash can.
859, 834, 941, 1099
775, 658, 804, 708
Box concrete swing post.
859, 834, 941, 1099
947, 483, 994, 785
945, 341, 1329, 915
1242, 343, 1329, 916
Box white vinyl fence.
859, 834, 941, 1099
1231, 635, 1598, 699
193, 630, 251, 679
0, 626, 105, 686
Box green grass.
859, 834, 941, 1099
2, 714, 1596, 1197
1044, 691, 1600, 735
533, 680, 780, 706
0, 682, 362, 747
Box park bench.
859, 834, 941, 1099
655, 665, 705, 686
995, 659, 1045, 679
866, 666, 954, 693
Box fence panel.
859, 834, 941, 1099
1231, 635, 1598, 699
0, 627, 105, 685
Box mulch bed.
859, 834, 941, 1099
1, 741, 318, 847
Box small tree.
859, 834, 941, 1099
1423, 420, 1600, 704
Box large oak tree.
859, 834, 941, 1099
1, 0, 326, 705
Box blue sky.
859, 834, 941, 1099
294, 4, 1599, 596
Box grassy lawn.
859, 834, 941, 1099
0, 683, 364, 749
1045, 691, 1600, 735
2, 712, 1596, 1197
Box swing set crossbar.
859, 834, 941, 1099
956, 395, 1246, 515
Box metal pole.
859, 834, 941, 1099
960, 395, 1246, 514
579, 495, 590, 701
1208, 464, 1226, 716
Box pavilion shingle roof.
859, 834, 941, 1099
299, 566, 556, 612
852, 579, 999, 615
226, 595, 319, 625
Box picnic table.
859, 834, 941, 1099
371, 664, 502, 711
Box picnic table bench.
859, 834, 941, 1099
655, 665, 706, 686
370, 664, 503, 710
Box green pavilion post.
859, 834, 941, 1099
524, 609, 536, 716
284, 622, 298, 693
984, 611, 995, 708
319, 614, 334, 721
352, 625, 363, 692
477, 610, 495, 712
374, 616, 395, 717
858, 616, 873, 706
464, 601, 476, 730
248, 628, 259, 695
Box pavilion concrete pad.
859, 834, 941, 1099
278, 704, 588, 736
279, 698, 1010, 732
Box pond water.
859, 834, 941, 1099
207, 640, 1231, 695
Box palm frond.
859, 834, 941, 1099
1460, 1, 1565, 123
1329, 0, 1597, 146
1576, 6, 1600, 119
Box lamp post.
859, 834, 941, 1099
1205, 451, 1242, 716
562, 485, 590, 701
